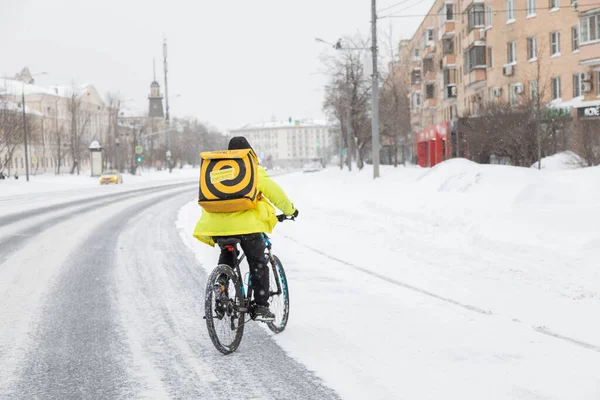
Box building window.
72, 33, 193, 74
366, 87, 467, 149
507, 41, 517, 63
551, 31, 561, 56
427, 28, 434, 42
464, 46, 487, 71
426, 84, 435, 99
487, 47, 493, 67
413, 93, 422, 108
598, 71, 600, 96
527, 0, 536, 16
412, 70, 421, 84
486, 5, 493, 27
573, 73, 582, 97
506, 0, 515, 21
527, 37, 537, 60
579, 13, 600, 44
530, 80, 539, 103
572, 26, 580, 51
468, 4, 485, 31
552, 76, 562, 100
446, 4, 454, 20
549, 0, 559, 10
443, 38, 454, 55
413, 48, 421, 59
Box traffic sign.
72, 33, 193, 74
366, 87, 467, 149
31, 156, 38, 165
135, 146, 143, 155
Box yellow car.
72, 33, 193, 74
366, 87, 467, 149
99, 170, 123, 184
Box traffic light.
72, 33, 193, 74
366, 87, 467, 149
136, 156, 142, 163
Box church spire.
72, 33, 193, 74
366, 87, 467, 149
148, 60, 164, 118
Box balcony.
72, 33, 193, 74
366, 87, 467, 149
424, 69, 436, 82
442, 53, 456, 67
465, 27, 486, 48
466, 69, 487, 87
422, 43, 436, 60
424, 97, 437, 108
441, 21, 455, 39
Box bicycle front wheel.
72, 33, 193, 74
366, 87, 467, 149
267, 255, 290, 334
205, 264, 244, 354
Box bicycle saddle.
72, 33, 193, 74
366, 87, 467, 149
216, 238, 242, 248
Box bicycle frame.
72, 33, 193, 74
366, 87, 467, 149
223, 234, 283, 314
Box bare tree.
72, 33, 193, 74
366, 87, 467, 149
322, 35, 372, 170
0, 96, 25, 175
66, 91, 91, 175
379, 27, 411, 167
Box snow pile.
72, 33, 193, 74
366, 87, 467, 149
178, 161, 600, 400
530, 151, 587, 170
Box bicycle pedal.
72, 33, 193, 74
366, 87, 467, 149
253, 315, 275, 323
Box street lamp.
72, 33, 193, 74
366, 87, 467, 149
21, 72, 49, 182
315, 29, 380, 179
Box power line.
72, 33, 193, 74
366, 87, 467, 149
377, 0, 413, 14
379, 0, 423, 16
379, 3, 599, 19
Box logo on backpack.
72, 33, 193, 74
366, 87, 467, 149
198, 149, 259, 213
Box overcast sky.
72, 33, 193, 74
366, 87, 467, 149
1, 0, 435, 130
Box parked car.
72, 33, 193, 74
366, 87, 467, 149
99, 170, 123, 184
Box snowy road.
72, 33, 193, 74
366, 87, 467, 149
0, 182, 338, 400
2, 162, 600, 399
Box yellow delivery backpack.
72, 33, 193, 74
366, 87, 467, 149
198, 149, 259, 213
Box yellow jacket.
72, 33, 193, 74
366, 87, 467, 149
193, 166, 295, 246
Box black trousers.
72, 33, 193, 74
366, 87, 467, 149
215, 233, 270, 307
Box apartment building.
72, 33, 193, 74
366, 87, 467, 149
403, 0, 600, 166
230, 119, 334, 168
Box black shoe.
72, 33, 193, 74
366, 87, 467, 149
253, 305, 275, 322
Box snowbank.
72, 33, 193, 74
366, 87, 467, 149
178, 160, 600, 400
530, 151, 587, 170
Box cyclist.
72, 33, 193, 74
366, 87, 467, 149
193, 136, 298, 321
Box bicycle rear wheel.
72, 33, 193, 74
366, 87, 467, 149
205, 264, 245, 354
267, 255, 290, 334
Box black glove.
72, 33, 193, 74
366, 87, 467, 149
291, 209, 299, 219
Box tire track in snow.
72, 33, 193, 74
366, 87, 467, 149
281, 235, 492, 315
111, 193, 340, 399
10, 188, 193, 400
0, 184, 195, 266
283, 236, 600, 354
0, 181, 194, 227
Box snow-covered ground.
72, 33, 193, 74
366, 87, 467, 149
178, 159, 600, 400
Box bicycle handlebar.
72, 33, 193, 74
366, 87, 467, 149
277, 214, 296, 222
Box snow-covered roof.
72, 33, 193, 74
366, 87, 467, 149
0, 79, 97, 101
234, 119, 329, 131
0, 100, 44, 116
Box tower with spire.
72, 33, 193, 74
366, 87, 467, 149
148, 59, 165, 118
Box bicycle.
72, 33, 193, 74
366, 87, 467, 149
204, 215, 293, 355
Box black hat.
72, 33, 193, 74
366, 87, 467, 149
228, 136, 254, 152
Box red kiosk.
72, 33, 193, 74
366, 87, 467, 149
416, 122, 451, 167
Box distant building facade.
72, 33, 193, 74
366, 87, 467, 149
230, 119, 334, 168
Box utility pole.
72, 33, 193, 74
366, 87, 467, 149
163, 38, 172, 172
22, 82, 29, 181
371, 0, 381, 179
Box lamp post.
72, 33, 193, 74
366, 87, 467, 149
115, 136, 120, 171
21, 72, 48, 181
